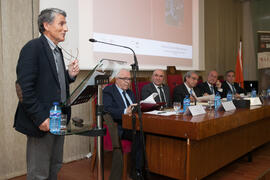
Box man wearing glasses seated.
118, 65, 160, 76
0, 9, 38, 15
103, 69, 144, 179
173, 71, 203, 104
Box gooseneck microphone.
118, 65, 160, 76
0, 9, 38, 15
89, 38, 150, 178
89, 38, 138, 66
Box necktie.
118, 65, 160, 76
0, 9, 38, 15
231, 84, 236, 94
210, 86, 214, 94
54, 47, 66, 103
158, 86, 166, 103
122, 91, 130, 107
190, 89, 193, 96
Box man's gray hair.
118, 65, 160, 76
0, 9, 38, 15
184, 71, 197, 82
115, 69, 130, 77
38, 8, 66, 33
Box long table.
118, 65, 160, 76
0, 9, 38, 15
122, 102, 270, 180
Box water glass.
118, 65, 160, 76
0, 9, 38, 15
173, 102, 181, 115
208, 100, 214, 110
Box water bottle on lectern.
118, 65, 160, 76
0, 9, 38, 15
49, 102, 61, 134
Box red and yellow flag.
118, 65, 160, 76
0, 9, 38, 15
235, 41, 244, 88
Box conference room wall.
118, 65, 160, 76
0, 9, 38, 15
204, 0, 257, 82
0, 0, 256, 179
204, 0, 242, 79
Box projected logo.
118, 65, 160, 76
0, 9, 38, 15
165, 0, 184, 26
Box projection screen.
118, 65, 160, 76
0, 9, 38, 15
40, 0, 204, 70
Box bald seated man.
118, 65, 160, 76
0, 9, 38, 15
141, 69, 171, 107
197, 70, 223, 96
103, 69, 144, 178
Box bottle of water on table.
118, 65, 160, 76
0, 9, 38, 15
183, 95, 190, 113
267, 89, 270, 98
214, 92, 221, 111
251, 89, 256, 98
227, 91, 233, 101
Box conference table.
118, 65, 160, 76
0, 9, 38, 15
122, 101, 270, 180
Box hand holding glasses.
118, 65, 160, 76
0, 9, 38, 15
59, 46, 80, 77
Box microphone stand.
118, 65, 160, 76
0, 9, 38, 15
89, 38, 149, 179
130, 54, 150, 179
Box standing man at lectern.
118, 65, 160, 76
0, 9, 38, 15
14, 8, 79, 180
141, 69, 171, 107
103, 69, 144, 179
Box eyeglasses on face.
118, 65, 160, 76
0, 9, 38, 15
118, 77, 132, 81
190, 76, 198, 81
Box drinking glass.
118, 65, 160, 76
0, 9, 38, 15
173, 102, 181, 115
208, 100, 214, 110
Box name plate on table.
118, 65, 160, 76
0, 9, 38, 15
221, 101, 236, 111
184, 105, 206, 116
249, 97, 262, 106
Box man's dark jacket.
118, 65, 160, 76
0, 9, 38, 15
103, 84, 135, 125
14, 35, 75, 137
221, 81, 245, 98
140, 82, 171, 107
173, 83, 202, 104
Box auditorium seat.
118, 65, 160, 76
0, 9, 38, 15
166, 66, 183, 99
131, 78, 151, 100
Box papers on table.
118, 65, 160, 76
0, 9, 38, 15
197, 94, 215, 102
144, 110, 176, 116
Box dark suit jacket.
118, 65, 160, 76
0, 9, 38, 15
197, 81, 225, 96
140, 83, 171, 107
14, 35, 75, 137
103, 84, 135, 125
173, 83, 203, 104
221, 81, 245, 98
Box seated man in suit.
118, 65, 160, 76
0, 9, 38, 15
221, 70, 245, 98
141, 69, 171, 107
197, 70, 223, 96
103, 69, 143, 179
173, 71, 203, 103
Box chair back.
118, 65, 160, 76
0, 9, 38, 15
131, 81, 151, 100
167, 74, 183, 99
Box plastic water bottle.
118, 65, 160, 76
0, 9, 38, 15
227, 91, 233, 101
183, 95, 190, 113
251, 89, 257, 98
214, 92, 221, 111
267, 89, 270, 98
49, 102, 61, 134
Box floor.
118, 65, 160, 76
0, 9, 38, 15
9, 143, 270, 180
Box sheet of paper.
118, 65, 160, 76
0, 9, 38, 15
197, 94, 215, 102
140, 93, 158, 104
144, 110, 176, 116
